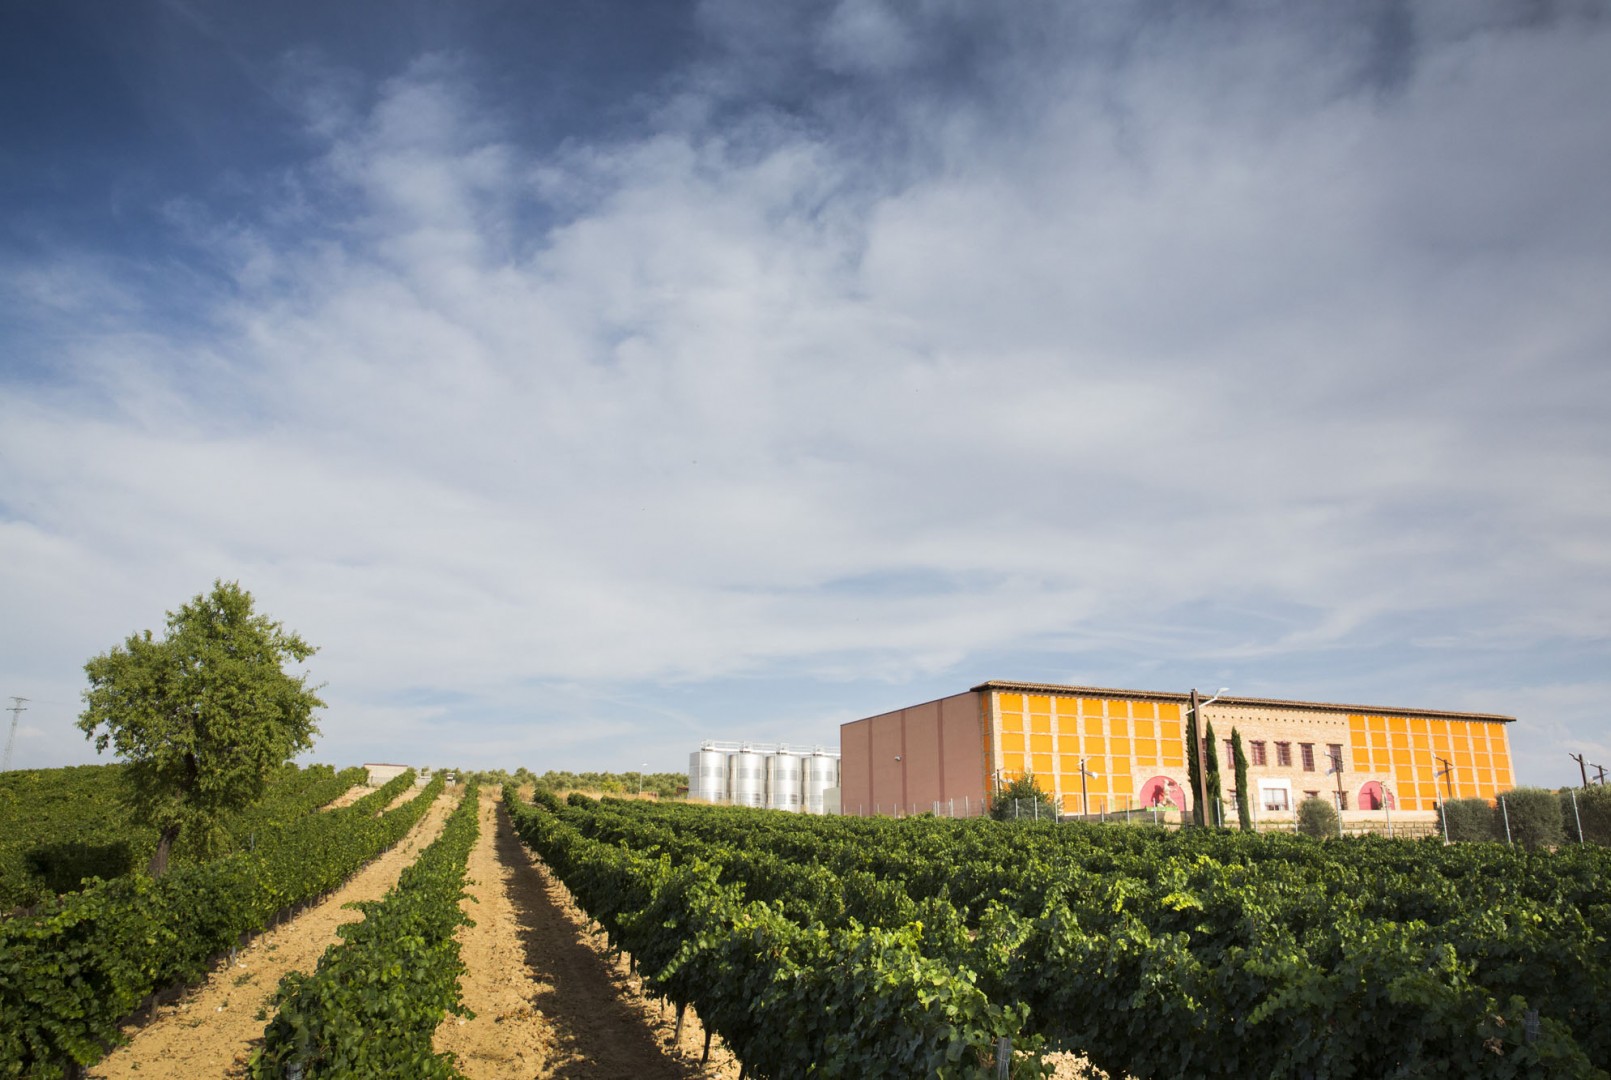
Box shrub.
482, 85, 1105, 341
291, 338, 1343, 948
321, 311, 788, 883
1569, 784, 1611, 845
990, 775, 1058, 821
1296, 797, 1339, 838
1440, 798, 1494, 842
1494, 787, 1563, 850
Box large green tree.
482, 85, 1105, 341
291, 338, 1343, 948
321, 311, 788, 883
1203, 720, 1224, 828
78, 581, 323, 876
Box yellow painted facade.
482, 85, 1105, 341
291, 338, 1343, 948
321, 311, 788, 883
1345, 712, 1515, 811
985, 686, 1515, 815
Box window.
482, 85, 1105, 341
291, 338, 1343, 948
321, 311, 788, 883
1251, 741, 1267, 766
1304, 790, 1320, 801
1328, 744, 1345, 773
1300, 743, 1316, 771
1262, 785, 1290, 812
1275, 742, 1292, 767
1223, 739, 1234, 762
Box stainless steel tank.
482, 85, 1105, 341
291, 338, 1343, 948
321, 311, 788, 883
766, 752, 804, 811
688, 749, 728, 803
728, 751, 766, 808
803, 753, 839, 814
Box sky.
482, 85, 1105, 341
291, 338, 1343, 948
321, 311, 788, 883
2, 0, 1609, 788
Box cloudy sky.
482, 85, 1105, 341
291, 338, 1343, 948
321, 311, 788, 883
2, 0, 1609, 786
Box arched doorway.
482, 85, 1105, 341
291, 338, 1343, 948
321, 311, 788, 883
1358, 781, 1395, 810
1140, 775, 1186, 812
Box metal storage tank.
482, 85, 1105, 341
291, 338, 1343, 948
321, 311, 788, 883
728, 750, 766, 808
688, 748, 729, 804
803, 753, 839, 814
767, 753, 804, 811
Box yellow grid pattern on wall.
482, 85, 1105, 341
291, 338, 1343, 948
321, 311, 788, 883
1345, 714, 1515, 811
994, 692, 1186, 815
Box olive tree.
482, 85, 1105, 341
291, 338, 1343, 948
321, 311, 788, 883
78, 581, 323, 876
990, 774, 1058, 821
1297, 796, 1339, 838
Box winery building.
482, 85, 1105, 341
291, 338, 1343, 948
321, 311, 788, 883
839, 680, 1516, 824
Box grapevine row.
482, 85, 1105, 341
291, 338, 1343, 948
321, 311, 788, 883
252, 780, 482, 1078
522, 793, 1610, 1078
0, 763, 368, 912
506, 788, 1045, 1079
0, 769, 436, 1079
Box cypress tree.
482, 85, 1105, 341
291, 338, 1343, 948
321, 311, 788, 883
1231, 727, 1253, 832
1204, 720, 1224, 828
1185, 707, 1203, 827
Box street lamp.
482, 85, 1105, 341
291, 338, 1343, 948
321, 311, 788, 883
1186, 687, 1228, 827
1078, 757, 1101, 819
1434, 757, 1455, 841
1434, 756, 1455, 801
1325, 748, 1345, 837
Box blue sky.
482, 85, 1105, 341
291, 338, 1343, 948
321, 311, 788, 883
3, 1, 1609, 787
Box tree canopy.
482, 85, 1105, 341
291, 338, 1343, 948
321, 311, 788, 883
991, 773, 1057, 821
77, 581, 323, 874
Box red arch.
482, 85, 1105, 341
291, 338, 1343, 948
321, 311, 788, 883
1140, 775, 1186, 812
1359, 781, 1396, 810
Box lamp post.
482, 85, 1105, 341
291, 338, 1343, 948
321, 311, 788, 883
1434, 757, 1455, 842
1326, 747, 1345, 837
1435, 756, 1455, 802
1186, 687, 1228, 827
1078, 758, 1101, 819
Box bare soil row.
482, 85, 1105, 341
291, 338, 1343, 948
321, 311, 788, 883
85, 787, 740, 1079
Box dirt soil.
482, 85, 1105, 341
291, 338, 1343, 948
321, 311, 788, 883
437, 792, 740, 1079
87, 785, 459, 1079
318, 783, 372, 811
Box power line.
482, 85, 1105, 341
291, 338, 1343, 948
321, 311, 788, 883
3, 697, 27, 773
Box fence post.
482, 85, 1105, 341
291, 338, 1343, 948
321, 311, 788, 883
1571, 789, 1584, 843
995, 1037, 1012, 1078
1501, 796, 1513, 845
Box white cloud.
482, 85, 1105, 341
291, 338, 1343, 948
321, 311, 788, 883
3, 7, 1610, 782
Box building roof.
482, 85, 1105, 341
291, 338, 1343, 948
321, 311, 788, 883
969, 680, 1516, 724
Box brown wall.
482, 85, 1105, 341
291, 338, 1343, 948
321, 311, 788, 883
839, 691, 987, 815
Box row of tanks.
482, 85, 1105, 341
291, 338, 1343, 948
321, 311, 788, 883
688, 740, 840, 813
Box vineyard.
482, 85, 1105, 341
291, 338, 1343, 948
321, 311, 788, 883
506, 790, 1611, 1079
0, 764, 368, 913
2, 763, 1609, 1078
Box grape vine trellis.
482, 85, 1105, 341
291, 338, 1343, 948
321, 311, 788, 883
507, 789, 1611, 1079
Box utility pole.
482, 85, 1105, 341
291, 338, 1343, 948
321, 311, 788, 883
2, 697, 27, 773
1435, 756, 1455, 802
1190, 688, 1209, 827
1570, 752, 1590, 788
1594, 763, 1608, 786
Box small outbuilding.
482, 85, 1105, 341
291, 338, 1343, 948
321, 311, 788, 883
364, 762, 412, 787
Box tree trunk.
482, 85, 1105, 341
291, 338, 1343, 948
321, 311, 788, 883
148, 824, 180, 878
